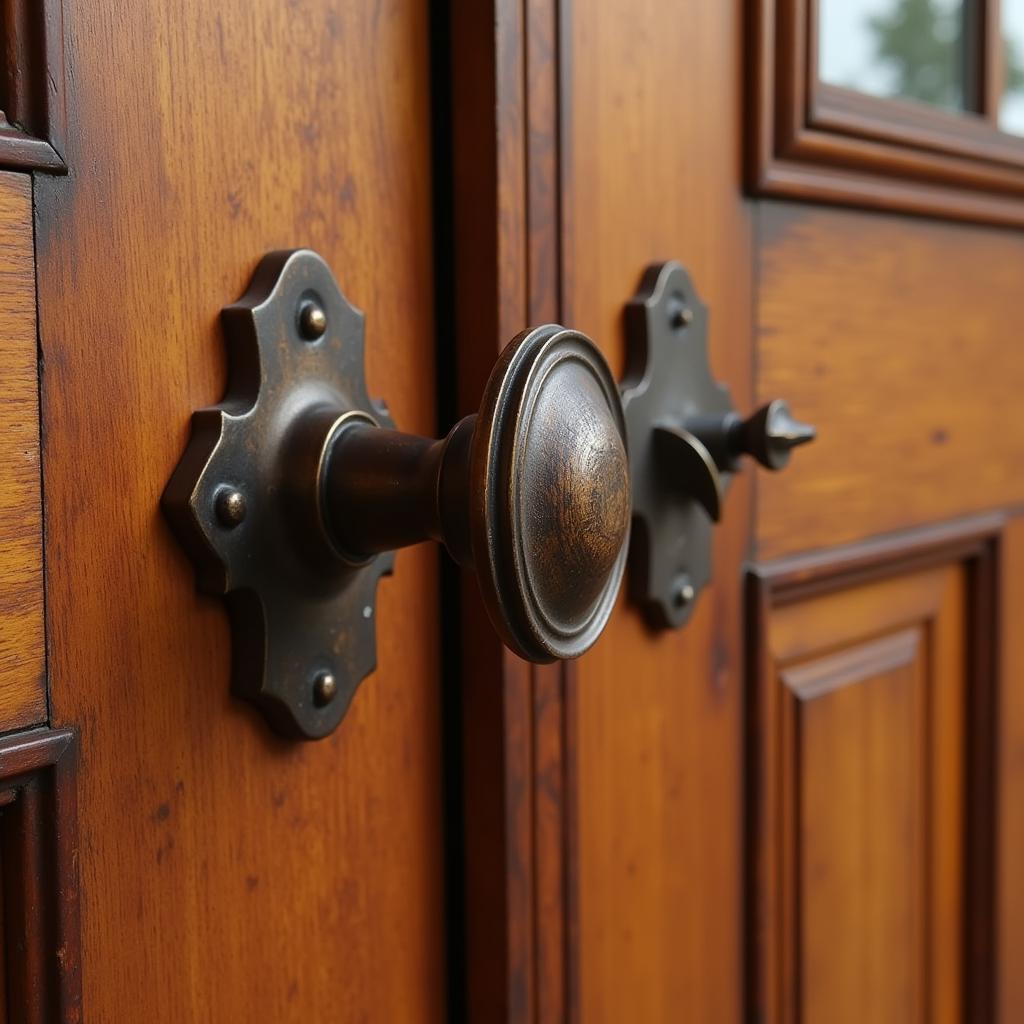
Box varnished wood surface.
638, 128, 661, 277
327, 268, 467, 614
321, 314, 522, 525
563, 0, 753, 1019
763, 568, 966, 1023
0, 171, 45, 732
757, 202, 1024, 560
749, 519, 1002, 1022
34, 2, 444, 1020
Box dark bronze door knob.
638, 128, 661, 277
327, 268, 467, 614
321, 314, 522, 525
164, 250, 629, 739
320, 323, 631, 663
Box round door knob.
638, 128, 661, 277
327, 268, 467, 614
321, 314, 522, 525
322, 325, 631, 662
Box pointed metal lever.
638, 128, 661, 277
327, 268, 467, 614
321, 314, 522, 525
734, 400, 816, 471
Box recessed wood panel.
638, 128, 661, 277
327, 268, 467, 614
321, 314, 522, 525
0, 727, 80, 1021
0, 0, 67, 171
0, 170, 45, 732
751, 553, 984, 1023
789, 629, 929, 1024
756, 203, 1024, 560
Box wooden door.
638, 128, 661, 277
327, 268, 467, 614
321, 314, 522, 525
0, 0, 447, 1020
2, 0, 1023, 1021
447, 1, 1024, 1022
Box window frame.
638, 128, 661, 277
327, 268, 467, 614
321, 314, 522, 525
749, 0, 1024, 226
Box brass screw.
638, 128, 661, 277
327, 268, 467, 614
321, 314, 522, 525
313, 671, 337, 707
673, 577, 695, 609
215, 488, 246, 528
672, 306, 694, 329
299, 299, 327, 340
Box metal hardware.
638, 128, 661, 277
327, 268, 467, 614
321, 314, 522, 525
165, 249, 630, 740
621, 261, 816, 628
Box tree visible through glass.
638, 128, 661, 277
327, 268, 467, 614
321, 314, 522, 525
819, 0, 968, 110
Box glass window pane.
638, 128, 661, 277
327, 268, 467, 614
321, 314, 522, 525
1002, 1, 1024, 134
818, 0, 968, 112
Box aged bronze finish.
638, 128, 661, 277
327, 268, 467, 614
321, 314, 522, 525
621, 261, 815, 628
164, 249, 630, 739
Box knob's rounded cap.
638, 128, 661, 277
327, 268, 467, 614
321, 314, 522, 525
470, 326, 631, 661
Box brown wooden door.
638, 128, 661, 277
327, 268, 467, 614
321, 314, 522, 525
1, 0, 1022, 1021
0, 0, 447, 1020
448, 1, 1024, 1022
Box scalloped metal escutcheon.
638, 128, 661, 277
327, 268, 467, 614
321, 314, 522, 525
621, 260, 815, 629
621, 261, 732, 629
163, 250, 393, 740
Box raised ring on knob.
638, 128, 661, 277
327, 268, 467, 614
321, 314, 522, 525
470, 326, 631, 661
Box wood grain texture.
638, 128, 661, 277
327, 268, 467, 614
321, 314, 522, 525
34, 2, 443, 1020
563, 0, 753, 1019
748, 521, 1003, 1023
778, 572, 964, 1024
790, 628, 929, 1024
0, 171, 45, 732
756, 202, 1024, 560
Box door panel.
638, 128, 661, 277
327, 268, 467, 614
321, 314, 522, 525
6, 0, 1022, 1018
0, 171, 45, 731
757, 203, 1024, 559
756, 566, 968, 1024
33, 1, 443, 1019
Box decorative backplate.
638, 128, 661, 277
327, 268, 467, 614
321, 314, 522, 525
163, 250, 392, 740
621, 261, 734, 628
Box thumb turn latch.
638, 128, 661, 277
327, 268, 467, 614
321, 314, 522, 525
621, 261, 815, 629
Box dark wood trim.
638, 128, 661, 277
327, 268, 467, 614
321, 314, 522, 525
965, 527, 999, 1023
0, 0, 67, 172
809, 87, 1024, 173
745, 514, 1001, 1021
0, 726, 81, 1022
983, 0, 1005, 121
749, 0, 1024, 227
752, 512, 1005, 604
451, 0, 574, 1019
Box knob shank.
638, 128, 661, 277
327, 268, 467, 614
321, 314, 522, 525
321, 325, 630, 662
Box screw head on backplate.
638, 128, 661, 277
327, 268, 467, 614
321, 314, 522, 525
215, 488, 247, 528
298, 299, 328, 340
312, 671, 338, 707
